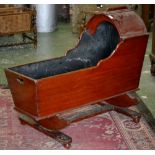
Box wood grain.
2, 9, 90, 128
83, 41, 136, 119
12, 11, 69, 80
5, 8, 149, 119
37, 35, 148, 117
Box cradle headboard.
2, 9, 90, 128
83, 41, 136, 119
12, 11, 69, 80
86, 8, 147, 39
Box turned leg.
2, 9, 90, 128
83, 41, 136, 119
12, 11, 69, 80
33, 28, 37, 48
150, 59, 155, 76
32, 8, 37, 48
38, 126, 72, 149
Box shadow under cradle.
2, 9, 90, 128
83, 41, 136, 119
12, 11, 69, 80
11, 22, 120, 79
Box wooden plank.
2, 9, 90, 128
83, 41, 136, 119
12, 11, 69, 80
5, 69, 38, 117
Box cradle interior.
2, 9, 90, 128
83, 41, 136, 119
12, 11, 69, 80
10, 22, 120, 79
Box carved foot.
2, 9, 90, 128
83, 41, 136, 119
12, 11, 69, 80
113, 106, 141, 123
38, 126, 72, 149
19, 117, 27, 125
18, 115, 72, 149
99, 103, 141, 123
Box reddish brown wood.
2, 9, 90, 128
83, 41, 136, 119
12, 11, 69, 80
36, 36, 147, 117
85, 9, 147, 37
105, 93, 139, 107
5, 9, 148, 119
18, 94, 141, 131
38, 116, 69, 130
4, 9, 149, 148
5, 70, 37, 117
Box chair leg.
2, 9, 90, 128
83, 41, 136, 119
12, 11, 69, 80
22, 33, 26, 42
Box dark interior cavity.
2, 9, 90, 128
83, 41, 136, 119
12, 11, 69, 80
11, 22, 120, 79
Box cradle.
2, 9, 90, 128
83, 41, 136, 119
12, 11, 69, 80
5, 8, 148, 148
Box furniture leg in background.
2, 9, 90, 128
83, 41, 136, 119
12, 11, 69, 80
150, 5, 155, 75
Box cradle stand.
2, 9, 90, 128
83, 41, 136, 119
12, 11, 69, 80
18, 92, 141, 149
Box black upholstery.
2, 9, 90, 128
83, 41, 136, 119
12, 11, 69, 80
12, 22, 120, 79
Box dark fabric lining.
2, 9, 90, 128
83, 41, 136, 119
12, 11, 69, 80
11, 22, 120, 79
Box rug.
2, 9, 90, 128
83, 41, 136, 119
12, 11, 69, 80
0, 87, 155, 150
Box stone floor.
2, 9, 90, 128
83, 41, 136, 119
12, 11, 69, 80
0, 22, 155, 118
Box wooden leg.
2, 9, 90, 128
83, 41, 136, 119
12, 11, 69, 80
105, 92, 139, 107
38, 126, 72, 149
33, 29, 37, 48
38, 115, 69, 130
150, 5, 155, 75
0, 33, 36, 48
22, 33, 26, 42
32, 10, 37, 49
151, 62, 155, 76
18, 114, 72, 149
17, 92, 141, 149
113, 105, 141, 123
59, 92, 141, 124
150, 54, 155, 76
97, 102, 141, 123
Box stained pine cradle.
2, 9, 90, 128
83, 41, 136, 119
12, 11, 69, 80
5, 7, 149, 148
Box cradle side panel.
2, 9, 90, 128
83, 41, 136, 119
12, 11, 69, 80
37, 35, 148, 117
36, 35, 148, 117
5, 70, 38, 117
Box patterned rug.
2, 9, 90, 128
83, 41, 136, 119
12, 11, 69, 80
0, 87, 155, 150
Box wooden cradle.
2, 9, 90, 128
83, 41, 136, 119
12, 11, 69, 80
5, 8, 148, 148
